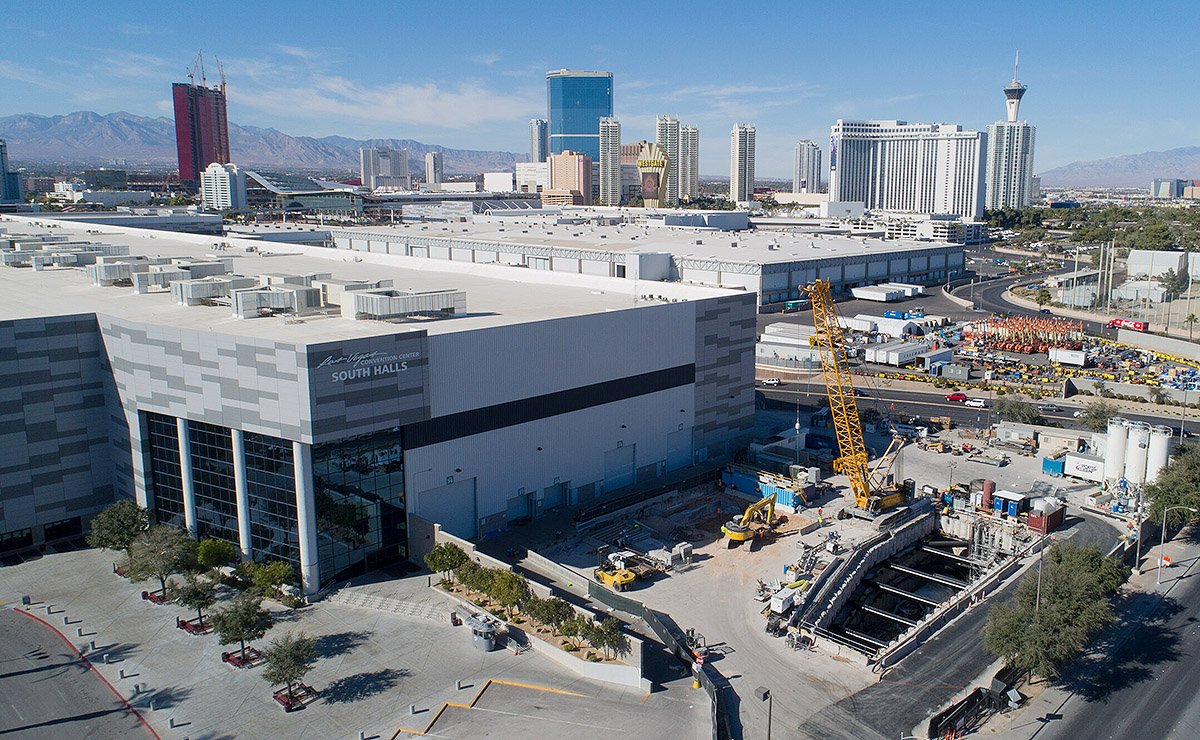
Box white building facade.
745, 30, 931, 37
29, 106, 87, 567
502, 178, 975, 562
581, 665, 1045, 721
425, 152, 444, 186
599, 117, 622, 206
656, 115, 681, 206
200, 162, 247, 211
516, 162, 550, 194
360, 147, 409, 191
793, 140, 822, 194
984, 65, 1036, 210
730, 123, 756, 204
829, 120, 986, 219
680, 126, 699, 202
529, 118, 549, 163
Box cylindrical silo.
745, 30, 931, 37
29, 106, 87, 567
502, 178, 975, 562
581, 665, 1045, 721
1124, 423, 1151, 487
1146, 426, 1173, 484
1105, 418, 1128, 481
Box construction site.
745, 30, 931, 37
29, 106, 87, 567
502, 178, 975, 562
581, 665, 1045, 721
502, 279, 1101, 738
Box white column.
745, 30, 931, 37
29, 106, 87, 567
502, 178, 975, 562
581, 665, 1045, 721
176, 418, 197, 536
230, 429, 251, 559
292, 441, 320, 595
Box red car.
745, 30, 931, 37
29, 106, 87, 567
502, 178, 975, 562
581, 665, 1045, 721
945, 393, 968, 402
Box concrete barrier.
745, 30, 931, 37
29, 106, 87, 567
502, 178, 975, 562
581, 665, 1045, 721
1116, 328, 1200, 362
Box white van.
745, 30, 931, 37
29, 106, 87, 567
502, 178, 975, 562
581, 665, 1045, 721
759, 377, 781, 387
964, 398, 987, 408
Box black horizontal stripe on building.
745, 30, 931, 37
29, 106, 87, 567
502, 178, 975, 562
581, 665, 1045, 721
402, 363, 695, 449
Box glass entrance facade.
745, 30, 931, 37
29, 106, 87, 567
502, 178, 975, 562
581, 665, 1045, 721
312, 430, 407, 583
145, 412, 185, 528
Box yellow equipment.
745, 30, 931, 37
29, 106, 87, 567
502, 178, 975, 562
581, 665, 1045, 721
721, 492, 778, 545
594, 566, 635, 591
803, 279, 907, 515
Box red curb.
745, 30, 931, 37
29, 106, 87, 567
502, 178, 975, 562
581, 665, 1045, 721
14, 607, 162, 740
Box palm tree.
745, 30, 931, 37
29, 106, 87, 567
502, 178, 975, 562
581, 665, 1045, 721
1186, 314, 1198, 342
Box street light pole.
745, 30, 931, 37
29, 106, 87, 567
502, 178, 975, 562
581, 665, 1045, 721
1158, 505, 1198, 585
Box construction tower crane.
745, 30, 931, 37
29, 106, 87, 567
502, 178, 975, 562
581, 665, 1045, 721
802, 279, 907, 516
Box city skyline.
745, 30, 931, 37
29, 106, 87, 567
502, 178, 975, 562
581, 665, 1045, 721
1, 3, 1196, 178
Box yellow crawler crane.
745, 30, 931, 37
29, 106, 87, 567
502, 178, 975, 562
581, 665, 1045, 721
803, 279, 907, 515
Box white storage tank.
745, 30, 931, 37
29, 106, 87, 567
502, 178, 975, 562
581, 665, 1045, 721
1146, 426, 1173, 483
1124, 422, 1151, 486
1105, 418, 1128, 481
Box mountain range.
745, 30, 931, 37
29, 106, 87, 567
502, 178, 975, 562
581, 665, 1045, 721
1039, 146, 1200, 189
0, 111, 526, 174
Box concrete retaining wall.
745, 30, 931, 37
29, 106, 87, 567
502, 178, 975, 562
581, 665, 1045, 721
1068, 377, 1190, 405
814, 511, 938, 630
524, 549, 592, 593
1116, 328, 1200, 361
433, 524, 513, 572
874, 529, 1050, 670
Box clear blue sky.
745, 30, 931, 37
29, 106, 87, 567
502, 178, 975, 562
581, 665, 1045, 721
2, 1, 1196, 177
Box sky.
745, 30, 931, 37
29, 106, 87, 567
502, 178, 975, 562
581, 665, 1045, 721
2, 1, 1198, 178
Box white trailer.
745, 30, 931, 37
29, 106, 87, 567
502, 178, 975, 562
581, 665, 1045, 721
851, 286, 904, 302
1063, 453, 1105, 483
1049, 348, 1087, 367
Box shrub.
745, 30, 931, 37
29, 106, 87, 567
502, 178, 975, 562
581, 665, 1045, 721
197, 539, 240, 569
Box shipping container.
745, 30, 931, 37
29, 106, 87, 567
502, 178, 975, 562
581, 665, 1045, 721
1063, 453, 1105, 483
1042, 457, 1066, 477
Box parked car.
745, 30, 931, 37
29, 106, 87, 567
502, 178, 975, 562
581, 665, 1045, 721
759, 378, 781, 387
965, 398, 987, 408
945, 392, 968, 402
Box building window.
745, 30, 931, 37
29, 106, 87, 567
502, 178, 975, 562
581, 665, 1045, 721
188, 420, 239, 542
244, 432, 300, 567
145, 412, 185, 528
312, 430, 406, 585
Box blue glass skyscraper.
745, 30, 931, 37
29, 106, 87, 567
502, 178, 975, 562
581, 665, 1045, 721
546, 70, 613, 161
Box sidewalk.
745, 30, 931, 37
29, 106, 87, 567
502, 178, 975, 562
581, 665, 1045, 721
0, 548, 705, 740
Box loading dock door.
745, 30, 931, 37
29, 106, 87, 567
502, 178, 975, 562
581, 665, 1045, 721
415, 478, 477, 539
604, 445, 636, 490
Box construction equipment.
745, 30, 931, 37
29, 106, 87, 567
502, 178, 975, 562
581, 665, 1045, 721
721, 492, 779, 546
918, 439, 946, 453
803, 279, 908, 516
593, 546, 636, 591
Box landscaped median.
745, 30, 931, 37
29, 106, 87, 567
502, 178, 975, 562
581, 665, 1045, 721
424, 540, 651, 691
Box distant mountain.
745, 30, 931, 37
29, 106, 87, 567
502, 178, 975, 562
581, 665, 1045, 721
1040, 146, 1200, 189
0, 111, 526, 174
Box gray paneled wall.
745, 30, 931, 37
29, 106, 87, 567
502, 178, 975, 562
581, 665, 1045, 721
0, 315, 117, 541
692, 293, 757, 460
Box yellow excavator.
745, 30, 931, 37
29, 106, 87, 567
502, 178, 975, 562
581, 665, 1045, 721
721, 492, 779, 546
803, 279, 908, 516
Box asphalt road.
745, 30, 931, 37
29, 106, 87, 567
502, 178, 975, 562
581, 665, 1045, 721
0, 609, 151, 739
795, 511, 1122, 740
759, 385, 1170, 433
1030, 536, 1200, 740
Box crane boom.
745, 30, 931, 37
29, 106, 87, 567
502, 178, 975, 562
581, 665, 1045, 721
803, 279, 905, 514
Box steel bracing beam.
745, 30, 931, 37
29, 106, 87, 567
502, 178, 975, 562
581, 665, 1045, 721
888, 563, 968, 590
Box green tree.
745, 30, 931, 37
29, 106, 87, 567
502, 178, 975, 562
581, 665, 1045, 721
983, 542, 1126, 678
262, 631, 317, 701
1158, 268, 1187, 296
590, 617, 626, 659
197, 539, 240, 569
122, 525, 198, 595
212, 595, 274, 660
489, 570, 531, 619
1035, 288, 1053, 306
994, 397, 1045, 425
1145, 445, 1200, 522
424, 543, 468, 583
542, 598, 576, 632
560, 616, 588, 650
170, 574, 217, 625
237, 560, 296, 597
86, 500, 149, 555
1079, 399, 1118, 432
